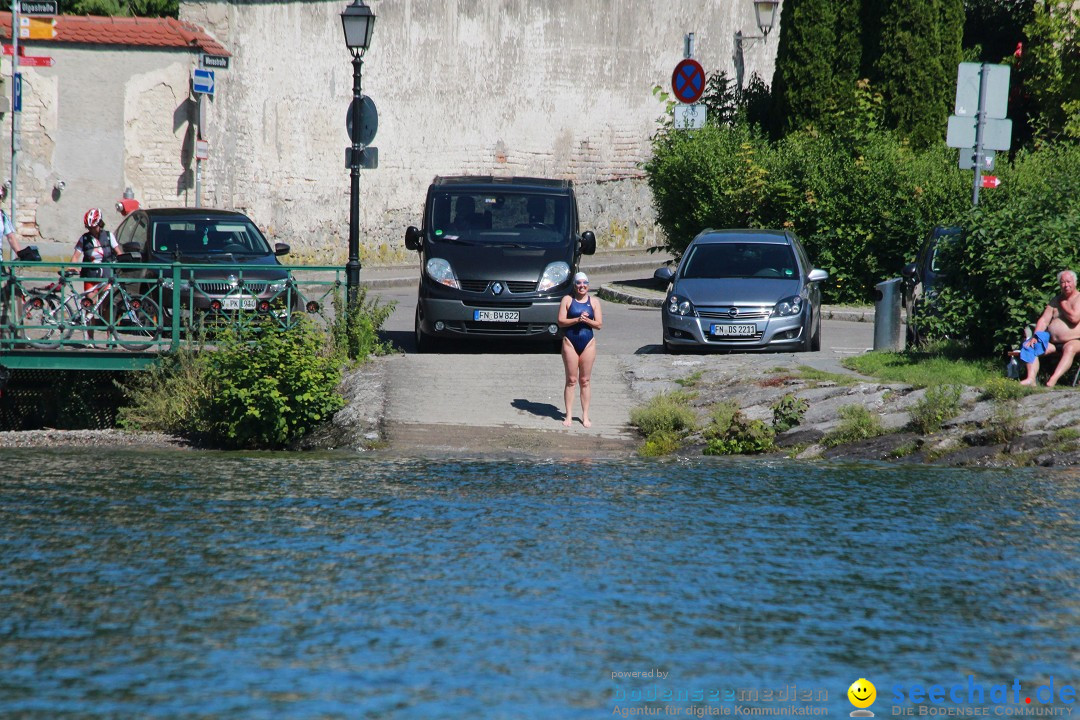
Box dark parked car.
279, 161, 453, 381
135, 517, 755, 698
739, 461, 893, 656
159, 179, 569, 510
114, 208, 294, 318
901, 225, 962, 345
405, 176, 596, 351
660, 229, 828, 352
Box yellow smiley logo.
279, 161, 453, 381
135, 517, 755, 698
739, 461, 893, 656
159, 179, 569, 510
848, 678, 877, 708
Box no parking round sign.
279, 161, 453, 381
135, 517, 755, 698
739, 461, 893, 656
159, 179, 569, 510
672, 58, 706, 104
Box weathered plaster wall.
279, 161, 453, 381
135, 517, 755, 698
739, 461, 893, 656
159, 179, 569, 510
181, 0, 781, 259
1, 47, 193, 245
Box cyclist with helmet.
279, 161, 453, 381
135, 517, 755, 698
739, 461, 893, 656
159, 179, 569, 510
70, 207, 120, 288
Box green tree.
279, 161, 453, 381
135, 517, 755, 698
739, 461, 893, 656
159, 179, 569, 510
1013, 1, 1080, 145
871, 0, 964, 147
770, 0, 862, 137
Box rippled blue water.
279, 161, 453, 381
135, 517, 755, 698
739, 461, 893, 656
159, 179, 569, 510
1, 450, 1078, 719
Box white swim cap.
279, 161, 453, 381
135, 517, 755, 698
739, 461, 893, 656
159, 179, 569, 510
573, 271, 589, 283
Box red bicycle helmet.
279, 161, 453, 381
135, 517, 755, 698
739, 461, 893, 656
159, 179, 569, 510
83, 208, 103, 229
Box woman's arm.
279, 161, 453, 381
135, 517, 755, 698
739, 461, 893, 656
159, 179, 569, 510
582, 297, 602, 330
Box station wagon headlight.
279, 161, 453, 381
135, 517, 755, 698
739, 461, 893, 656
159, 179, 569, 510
269, 280, 288, 294
772, 295, 803, 317
537, 261, 570, 292
426, 257, 460, 289
666, 295, 695, 316
161, 279, 191, 292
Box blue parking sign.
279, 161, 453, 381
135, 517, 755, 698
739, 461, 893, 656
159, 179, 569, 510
13, 72, 22, 112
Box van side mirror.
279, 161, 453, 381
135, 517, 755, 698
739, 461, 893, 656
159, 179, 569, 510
405, 226, 423, 252
579, 230, 596, 256
901, 262, 918, 282
274, 243, 291, 257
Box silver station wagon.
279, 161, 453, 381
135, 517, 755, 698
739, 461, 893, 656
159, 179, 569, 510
660, 229, 829, 352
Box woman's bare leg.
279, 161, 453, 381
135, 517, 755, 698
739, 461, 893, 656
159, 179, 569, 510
578, 340, 596, 427
561, 338, 578, 427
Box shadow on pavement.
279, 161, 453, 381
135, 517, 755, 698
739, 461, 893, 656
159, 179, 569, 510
511, 398, 564, 421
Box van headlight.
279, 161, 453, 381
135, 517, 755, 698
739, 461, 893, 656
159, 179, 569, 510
425, 257, 460, 289
537, 261, 570, 292
666, 295, 695, 316
772, 296, 803, 317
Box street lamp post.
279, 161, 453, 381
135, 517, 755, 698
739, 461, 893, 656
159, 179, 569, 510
340, 0, 376, 307
734, 0, 779, 89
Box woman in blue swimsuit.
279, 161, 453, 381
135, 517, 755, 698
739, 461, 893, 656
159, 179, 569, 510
558, 271, 603, 427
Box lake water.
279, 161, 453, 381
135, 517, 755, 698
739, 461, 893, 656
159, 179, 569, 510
1, 450, 1078, 719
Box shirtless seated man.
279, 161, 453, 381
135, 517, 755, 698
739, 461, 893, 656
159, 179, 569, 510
1020, 269, 1080, 387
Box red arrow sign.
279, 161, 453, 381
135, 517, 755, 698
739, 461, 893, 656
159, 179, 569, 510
981, 175, 1001, 188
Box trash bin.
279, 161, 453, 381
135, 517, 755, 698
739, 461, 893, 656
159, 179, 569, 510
873, 278, 904, 352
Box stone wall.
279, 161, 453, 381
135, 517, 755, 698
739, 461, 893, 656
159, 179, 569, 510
180, 0, 782, 260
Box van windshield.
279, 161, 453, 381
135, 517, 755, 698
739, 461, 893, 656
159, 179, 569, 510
429, 192, 570, 245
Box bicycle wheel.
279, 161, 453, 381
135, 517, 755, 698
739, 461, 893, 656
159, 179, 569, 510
114, 296, 162, 351
20, 293, 67, 349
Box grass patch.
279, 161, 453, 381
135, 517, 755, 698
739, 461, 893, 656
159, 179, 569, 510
981, 376, 1038, 401
674, 370, 705, 388
986, 402, 1026, 445
887, 439, 922, 459
908, 384, 963, 434
796, 366, 858, 386
822, 405, 885, 448
1053, 427, 1080, 443
630, 392, 698, 456
843, 350, 998, 388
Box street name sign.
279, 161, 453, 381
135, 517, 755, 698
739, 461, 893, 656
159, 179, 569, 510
955, 62, 1009, 118
192, 68, 214, 96
671, 58, 705, 104
674, 103, 706, 130
200, 54, 229, 71
19, 0, 57, 15
18, 17, 56, 39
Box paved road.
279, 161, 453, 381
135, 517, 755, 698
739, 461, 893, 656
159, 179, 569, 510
366, 269, 876, 456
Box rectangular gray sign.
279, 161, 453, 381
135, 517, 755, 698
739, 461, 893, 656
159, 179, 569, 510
955, 62, 1010, 119
947, 115, 1012, 151
19, 0, 58, 14
958, 148, 995, 171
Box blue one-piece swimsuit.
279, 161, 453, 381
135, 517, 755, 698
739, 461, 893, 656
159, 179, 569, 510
565, 296, 594, 354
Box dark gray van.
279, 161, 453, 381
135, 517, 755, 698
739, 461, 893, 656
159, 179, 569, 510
405, 176, 596, 351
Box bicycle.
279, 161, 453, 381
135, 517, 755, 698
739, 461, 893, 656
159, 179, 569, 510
53, 271, 162, 351
6, 269, 71, 349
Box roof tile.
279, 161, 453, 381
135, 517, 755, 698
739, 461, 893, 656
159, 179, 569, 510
0, 12, 230, 57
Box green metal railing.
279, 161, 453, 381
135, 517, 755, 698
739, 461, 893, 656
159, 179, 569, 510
0, 260, 347, 371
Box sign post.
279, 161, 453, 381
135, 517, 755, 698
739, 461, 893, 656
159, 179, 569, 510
946, 62, 1011, 206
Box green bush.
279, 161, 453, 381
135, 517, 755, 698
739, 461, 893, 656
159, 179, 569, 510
928, 142, 1080, 354
203, 319, 345, 449
986, 402, 1025, 445
823, 404, 884, 447
908, 383, 964, 434
771, 393, 809, 432
117, 343, 213, 435
332, 288, 396, 363
644, 113, 967, 303
702, 401, 775, 455
629, 392, 697, 437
